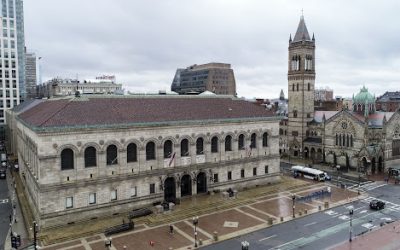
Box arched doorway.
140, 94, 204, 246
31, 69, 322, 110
378, 156, 383, 173
304, 147, 309, 159
371, 158, 376, 174
164, 177, 176, 203
317, 148, 322, 163
310, 148, 316, 162
196, 172, 207, 194
346, 154, 350, 169
362, 157, 368, 173
181, 174, 192, 197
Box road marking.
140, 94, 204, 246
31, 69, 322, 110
366, 184, 386, 191
324, 210, 338, 216
0, 199, 9, 204
259, 234, 277, 242
359, 210, 368, 214
304, 221, 317, 227
270, 237, 305, 249
345, 205, 354, 210
361, 223, 374, 229
338, 215, 349, 220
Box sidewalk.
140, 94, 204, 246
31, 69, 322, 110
331, 220, 400, 250
4, 169, 28, 250
39, 177, 363, 250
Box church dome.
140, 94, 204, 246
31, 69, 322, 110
353, 86, 375, 104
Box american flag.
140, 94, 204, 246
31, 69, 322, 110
168, 152, 176, 167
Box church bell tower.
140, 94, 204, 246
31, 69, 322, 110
287, 15, 315, 158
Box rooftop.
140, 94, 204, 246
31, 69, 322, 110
17, 96, 277, 131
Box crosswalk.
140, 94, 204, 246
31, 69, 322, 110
347, 181, 386, 192
360, 196, 400, 212
0, 198, 8, 204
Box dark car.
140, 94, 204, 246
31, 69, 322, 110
0, 168, 6, 179
370, 199, 385, 210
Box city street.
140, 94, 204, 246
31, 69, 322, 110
0, 169, 12, 250
203, 183, 400, 250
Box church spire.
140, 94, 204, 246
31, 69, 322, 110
293, 15, 311, 42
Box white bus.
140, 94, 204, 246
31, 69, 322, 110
291, 165, 330, 181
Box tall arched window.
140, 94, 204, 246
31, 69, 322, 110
127, 143, 137, 163
238, 134, 245, 150
307, 83, 310, 91
351, 135, 353, 147
181, 139, 189, 156
251, 133, 257, 148
296, 83, 299, 91
196, 138, 204, 155
292, 84, 295, 91
84, 146, 96, 167
106, 145, 118, 165
211, 136, 219, 153
164, 140, 173, 158
146, 141, 156, 160
346, 134, 350, 147
61, 148, 74, 170
336, 134, 338, 145
225, 135, 232, 151
262, 132, 268, 147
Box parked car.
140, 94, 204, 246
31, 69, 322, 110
369, 199, 385, 210
0, 168, 6, 179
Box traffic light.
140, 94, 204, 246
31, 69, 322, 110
16, 234, 21, 247
11, 235, 16, 248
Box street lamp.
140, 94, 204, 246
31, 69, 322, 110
192, 216, 199, 247
31, 221, 38, 250
336, 165, 341, 187
104, 237, 112, 249
292, 195, 296, 218
349, 209, 353, 242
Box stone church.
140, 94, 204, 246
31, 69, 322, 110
7, 95, 280, 228
284, 16, 400, 174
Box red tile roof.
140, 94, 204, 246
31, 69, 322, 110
18, 96, 276, 129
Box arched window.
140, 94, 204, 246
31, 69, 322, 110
164, 140, 173, 158
279, 128, 283, 135
146, 141, 156, 160
262, 132, 268, 147
351, 135, 353, 147
196, 138, 204, 155
225, 135, 232, 151
61, 148, 74, 170
181, 139, 189, 156
251, 133, 257, 148
336, 134, 338, 145
308, 83, 310, 91
296, 83, 299, 91
339, 134, 342, 146
106, 145, 118, 165
346, 134, 350, 147
211, 136, 219, 153
292, 84, 295, 91
84, 146, 96, 167
238, 134, 245, 150
127, 143, 137, 163
293, 110, 297, 118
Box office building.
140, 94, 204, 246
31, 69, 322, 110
171, 63, 236, 95
0, 0, 25, 139
25, 51, 38, 99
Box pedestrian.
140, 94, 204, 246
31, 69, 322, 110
169, 225, 174, 234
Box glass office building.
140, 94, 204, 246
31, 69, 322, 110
0, 0, 25, 139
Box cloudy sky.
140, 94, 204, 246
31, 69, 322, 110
24, 0, 400, 99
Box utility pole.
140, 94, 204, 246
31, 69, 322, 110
349, 209, 353, 242
33, 221, 38, 250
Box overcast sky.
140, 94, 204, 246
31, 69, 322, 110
24, 0, 400, 99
